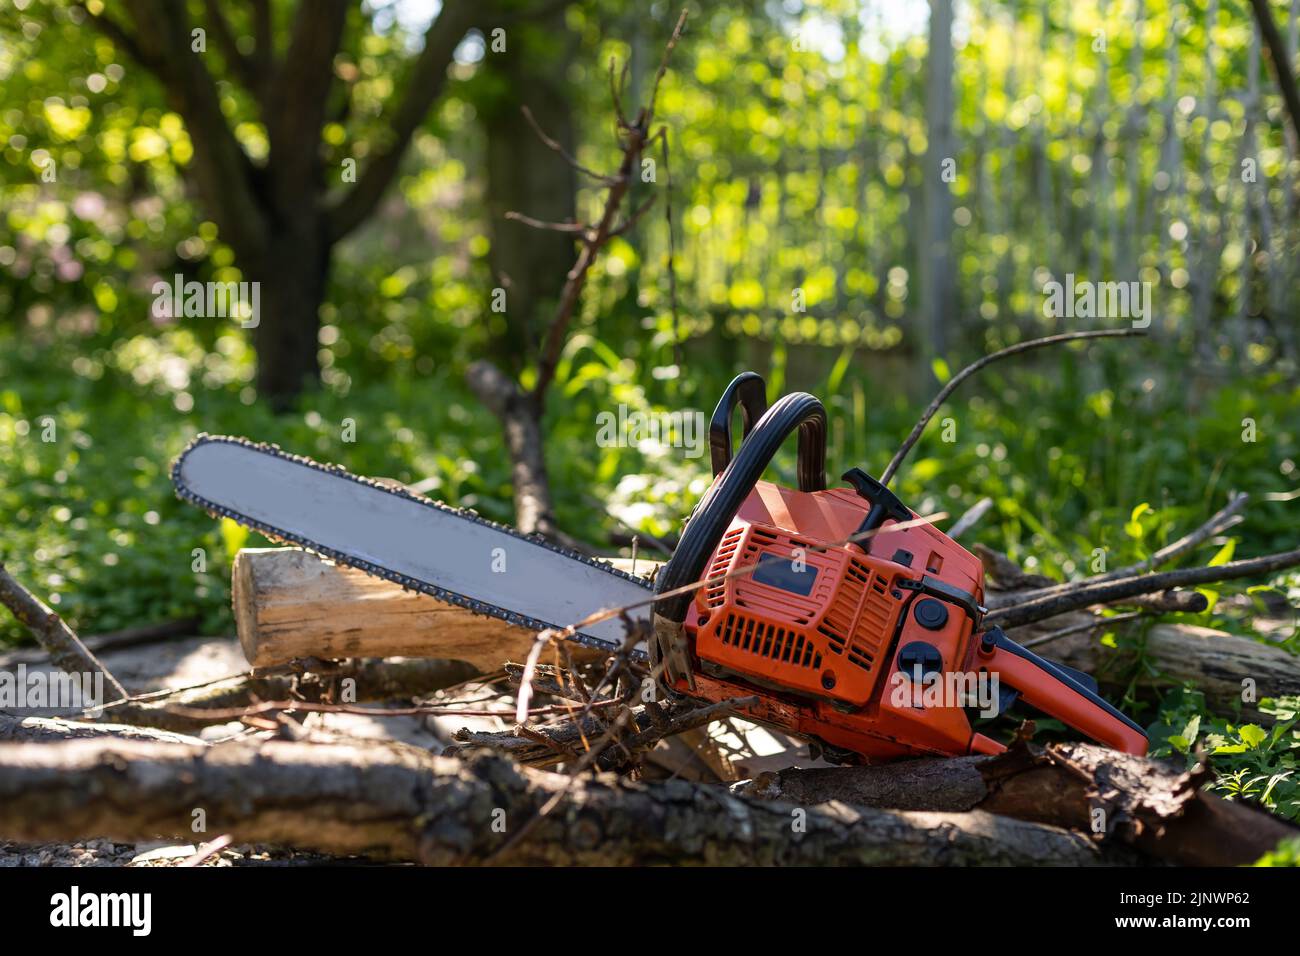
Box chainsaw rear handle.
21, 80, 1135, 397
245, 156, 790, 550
655, 392, 828, 627
709, 372, 768, 476
978, 627, 1149, 755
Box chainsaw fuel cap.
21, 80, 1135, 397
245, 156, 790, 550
913, 597, 949, 630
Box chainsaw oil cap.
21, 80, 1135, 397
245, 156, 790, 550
897, 641, 943, 680
913, 598, 949, 631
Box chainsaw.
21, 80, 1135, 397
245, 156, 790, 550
172, 371, 1148, 763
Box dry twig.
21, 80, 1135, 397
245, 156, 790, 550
881, 330, 1144, 485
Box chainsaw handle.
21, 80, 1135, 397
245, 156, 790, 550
709, 372, 768, 476
656, 392, 827, 624
978, 628, 1149, 755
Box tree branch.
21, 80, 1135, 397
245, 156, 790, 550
74, 2, 156, 70
249, 0, 274, 77
201, 0, 261, 93
530, 10, 689, 402
115, 0, 270, 263
986, 545, 1300, 628
1010, 492, 1249, 604
739, 740, 1297, 867
326, 0, 476, 242
1249, 0, 1300, 153
265, 0, 348, 197
0, 563, 127, 703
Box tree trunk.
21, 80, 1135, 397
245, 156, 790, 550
253, 220, 332, 411
482, 13, 578, 371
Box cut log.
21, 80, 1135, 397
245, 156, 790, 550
233, 547, 654, 669
0, 738, 1129, 865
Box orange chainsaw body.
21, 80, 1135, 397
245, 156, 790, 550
652, 375, 1149, 763
664, 480, 1148, 761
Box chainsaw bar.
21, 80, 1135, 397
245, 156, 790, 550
171, 434, 652, 656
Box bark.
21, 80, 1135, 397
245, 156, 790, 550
0, 714, 207, 747
737, 741, 1296, 867
252, 223, 332, 409
0, 739, 1126, 865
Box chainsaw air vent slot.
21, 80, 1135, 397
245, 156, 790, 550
814, 557, 901, 675
720, 613, 820, 669
705, 527, 746, 607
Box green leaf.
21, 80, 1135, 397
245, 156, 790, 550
1207, 539, 1235, 567
931, 357, 951, 384
1124, 503, 1151, 540
1213, 743, 1249, 754
1240, 724, 1269, 749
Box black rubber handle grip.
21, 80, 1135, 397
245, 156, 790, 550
655, 392, 827, 624
709, 372, 768, 476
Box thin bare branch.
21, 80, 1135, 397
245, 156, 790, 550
503, 210, 592, 236
609, 193, 659, 236
201, 0, 260, 92
949, 497, 994, 540
1020, 611, 1146, 650
521, 105, 619, 184
0, 563, 127, 702
660, 126, 682, 366
327, 0, 476, 241
986, 545, 1300, 629
882, 330, 1146, 486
